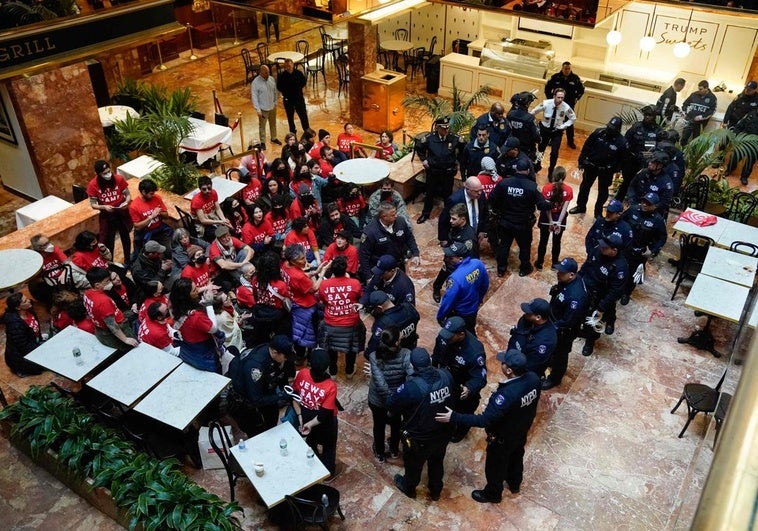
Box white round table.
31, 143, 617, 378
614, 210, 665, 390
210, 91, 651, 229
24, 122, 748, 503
333, 158, 391, 185
380, 40, 414, 52
98, 105, 138, 127
327, 29, 348, 41
267, 51, 305, 64
0, 249, 43, 291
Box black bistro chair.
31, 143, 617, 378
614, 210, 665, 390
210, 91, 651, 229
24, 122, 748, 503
335, 54, 349, 98
241, 48, 259, 84
670, 370, 726, 439
175, 206, 199, 239
307, 49, 327, 89
721, 191, 758, 224
208, 420, 245, 501
284, 484, 345, 530
680, 174, 709, 212
256, 42, 277, 75
730, 240, 758, 257
295, 39, 309, 74
670, 233, 713, 300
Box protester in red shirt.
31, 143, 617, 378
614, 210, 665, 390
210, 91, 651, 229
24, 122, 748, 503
181, 245, 215, 291
241, 205, 274, 253
28, 234, 69, 306
375, 130, 398, 160
336, 122, 363, 158
239, 146, 268, 180
129, 178, 173, 254
265, 158, 293, 189
138, 301, 176, 352
221, 197, 248, 239
476, 156, 502, 199
338, 184, 367, 229
87, 159, 133, 260
289, 183, 321, 231
536, 167, 574, 270
284, 217, 320, 266
264, 194, 291, 246
318, 256, 364, 378
169, 277, 220, 372
241, 251, 292, 345
1, 293, 44, 377
207, 226, 254, 283
138, 280, 170, 322
238, 167, 264, 206
190, 175, 232, 239
308, 128, 331, 160
323, 230, 359, 277
66, 299, 97, 335
83, 267, 138, 351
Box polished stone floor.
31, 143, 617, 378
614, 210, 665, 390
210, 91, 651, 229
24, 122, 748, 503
0, 23, 752, 530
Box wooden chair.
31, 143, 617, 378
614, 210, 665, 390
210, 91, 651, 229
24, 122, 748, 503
407, 47, 427, 80
241, 48, 259, 84
320, 33, 342, 67
307, 49, 327, 89
335, 54, 349, 98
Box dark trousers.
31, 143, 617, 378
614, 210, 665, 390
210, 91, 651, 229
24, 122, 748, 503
538, 125, 563, 177
576, 165, 615, 217
283, 97, 309, 134
483, 436, 527, 497
98, 211, 133, 261
306, 416, 338, 474
565, 124, 576, 146
452, 392, 480, 440
495, 223, 533, 273
546, 327, 575, 385
402, 436, 449, 495
262, 14, 279, 42
681, 119, 708, 146
369, 402, 401, 454
615, 158, 642, 202
536, 225, 564, 265
726, 152, 756, 180
328, 349, 356, 375
432, 266, 450, 291
422, 168, 455, 216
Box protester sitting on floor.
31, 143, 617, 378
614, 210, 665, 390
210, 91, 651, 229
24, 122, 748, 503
83, 267, 139, 352
169, 277, 221, 372
1, 293, 45, 377
171, 228, 209, 276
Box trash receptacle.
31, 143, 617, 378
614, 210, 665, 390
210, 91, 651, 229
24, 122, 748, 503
452, 39, 470, 55
425, 55, 441, 94
362, 70, 406, 133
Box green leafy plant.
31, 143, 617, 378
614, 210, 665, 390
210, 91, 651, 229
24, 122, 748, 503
0, 0, 78, 29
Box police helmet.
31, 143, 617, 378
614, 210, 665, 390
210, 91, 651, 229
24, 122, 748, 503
510, 91, 536, 109
515, 158, 531, 172
606, 117, 622, 133
640, 105, 658, 117
650, 151, 670, 165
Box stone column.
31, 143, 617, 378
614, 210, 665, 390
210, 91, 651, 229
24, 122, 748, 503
346, 21, 377, 128
9, 63, 107, 200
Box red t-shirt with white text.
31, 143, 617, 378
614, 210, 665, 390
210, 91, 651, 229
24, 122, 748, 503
83, 289, 124, 329
318, 276, 362, 326
86, 174, 129, 207
294, 368, 338, 415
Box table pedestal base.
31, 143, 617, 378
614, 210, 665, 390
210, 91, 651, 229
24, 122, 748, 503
677, 315, 721, 358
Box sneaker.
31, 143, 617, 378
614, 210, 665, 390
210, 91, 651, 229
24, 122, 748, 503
551, 262, 561, 270
582, 341, 594, 356
372, 444, 385, 463
567, 142, 577, 149
387, 439, 399, 459
429, 491, 441, 501
416, 213, 429, 224
605, 323, 615, 335
328, 369, 338, 379
497, 269, 506, 278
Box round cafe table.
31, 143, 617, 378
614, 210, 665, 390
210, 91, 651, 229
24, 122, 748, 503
327, 28, 348, 42
0, 249, 43, 291
267, 51, 305, 64
333, 158, 391, 185
380, 40, 414, 52
98, 105, 138, 127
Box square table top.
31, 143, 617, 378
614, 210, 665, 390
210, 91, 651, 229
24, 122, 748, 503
132, 363, 229, 431
700, 246, 758, 288
183, 176, 246, 203
86, 343, 182, 407
230, 422, 330, 508
685, 274, 750, 323
15, 195, 73, 229
716, 222, 758, 250
0, 249, 43, 291
117, 155, 164, 180
24, 326, 118, 382
672, 209, 730, 243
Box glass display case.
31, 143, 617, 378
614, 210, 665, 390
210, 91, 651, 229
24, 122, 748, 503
478, 40, 555, 79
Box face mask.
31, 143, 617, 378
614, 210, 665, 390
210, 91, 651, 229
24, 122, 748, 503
195, 256, 208, 265
103, 282, 114, 291
100, 171, 112, 180
381, 191, 393, 201
301, 195, 314, 207
44, 243, 54, 253
350, 192, 359, 198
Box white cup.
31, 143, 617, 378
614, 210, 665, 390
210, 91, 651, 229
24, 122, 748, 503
254, 463, 264, 477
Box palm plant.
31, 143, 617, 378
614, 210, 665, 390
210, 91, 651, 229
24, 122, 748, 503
681, 128, 758, 187
0, 0, 78, 29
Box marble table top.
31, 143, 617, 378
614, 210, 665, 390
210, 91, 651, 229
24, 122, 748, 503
716, 221, 758, 250
672, 209, 729, 243
380, 40, 414, 52
184, 176, 246, 203
685, 274, 749, 323
132, 363, 230, 431
700, 246, 758, 288
15, 195, 73, 230
24, 326, 118, 381
326, 28, 348, 41
117, 155, 164, 180
86, 343, 182, 407
333, 158, 391, 185
98, 105, 138, 128
230, 422, 329, 508
0, 249, 43, 291
268, 51, 304, 63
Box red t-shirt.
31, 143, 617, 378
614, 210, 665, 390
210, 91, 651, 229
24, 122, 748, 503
294, 368, 338, 414
541, 183, 574, 220
284, 230, 318, 255
71, 249, 108, 271
281, 263, 316, 307
289, 177, 313, 198
138, 318, 173, 349
336, 132, 362, 154
338, 196, 365, 218
111, 283, 130, 306
308, 141, 325, 160
179, 309, 214, 344
190, 189, 219, 216
241, 179, 263, 204
181, 262, 211, 288
22, 313, 40, 336
318, 159, 334, 176
83, 289, 124, 329
477, 172, 501, 199
376, 143, 394, 160
74, 317, 97, 335
41, 246, 68, 277
138, 294, 170, 322
251, 278, 291, 309
318, 276, 362, 326
322, 243, 359, 275
240, 153, 268, 179
241, 219, 274, 246
129, 194, 167, 231
86, 174, 129, 207
264, 211, 289, 236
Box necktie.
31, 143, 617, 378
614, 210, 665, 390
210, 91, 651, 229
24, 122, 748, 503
549, 104, 557, 130
471, 199, 478, 231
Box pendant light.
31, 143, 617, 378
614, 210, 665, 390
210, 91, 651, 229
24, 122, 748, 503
674, 10, 694, 58
639, 5, 656, 52
606, 13, 622, 46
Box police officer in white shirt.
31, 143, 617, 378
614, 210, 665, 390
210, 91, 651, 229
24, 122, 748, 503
531, 89, 576, 180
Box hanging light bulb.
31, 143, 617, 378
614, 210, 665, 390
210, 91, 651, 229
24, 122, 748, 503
606, 30, 622, 45
673, 41, 691, 58
639, 36, 656, 52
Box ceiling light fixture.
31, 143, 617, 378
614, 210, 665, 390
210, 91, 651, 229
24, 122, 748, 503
639, 4, 657, 52
606, 14, 621, 45
674, 10, 694, 58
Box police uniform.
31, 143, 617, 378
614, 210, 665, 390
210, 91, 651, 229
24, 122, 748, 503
361, 268, 416, 306
732, 110, 758, 183
227, 343, 288, 436
625, 166, 674, 216
724, 88, 758, 127
531, 98, 577, 177
461, 137, 500, 180
584, 214, 633, 255
620, 204, 667, 298
495, 150, 536, 181
437, 256, 490, 330
359, 216, 419, 280
616, 117, 661, 202
657, 140, 686, 194
507, 316, 558, 378
507, 107, 540, 161
574, 121, 629, 217
545, 69, 584, 146
416, 126, 464, 218
471, 111, 511, 148
681, 88, 717, 145
656, 85, 680, 122
367, 302, 420, 354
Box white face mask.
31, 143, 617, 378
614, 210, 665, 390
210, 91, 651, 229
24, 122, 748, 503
100, 171, 113, 180
103, 281, 114, 291
44, 243, 54, 253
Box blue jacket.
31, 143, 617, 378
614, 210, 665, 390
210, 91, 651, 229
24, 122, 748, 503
228, 343, 287, 407
471, 112, 511, 148
359, 217, 419, 280
580, 248, 629, 312
367, 302, 420, 354
549, 276, 589, 330
460, 138, 500, 179
360, 269, 415, 306
621, 206, 668, 257
585, 217, 633, 255
388, 366, 456, 442
507, 316, 558, 377
437, 257, 489, 322
432, 331, 487, 395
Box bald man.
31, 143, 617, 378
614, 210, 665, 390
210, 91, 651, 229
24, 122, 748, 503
471, 102, 511, 149
251, 65, 279, 147
437, 176, 487, 252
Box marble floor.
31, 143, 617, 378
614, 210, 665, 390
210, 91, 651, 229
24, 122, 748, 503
0, 22, 754, 530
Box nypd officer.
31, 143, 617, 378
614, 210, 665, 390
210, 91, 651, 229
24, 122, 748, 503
471, 102, 511, 148
570, 117, 629, 218
507, 91, 541, 162
436, 349, 541, 503
415, 117, 464, 224
359, 203, 420, 281
360, 254, 416, 306
227, 334, 294, 436
388, 347, 455, 501
432, 316, 487, 442
436, 241, 490, 332
543, 258, 588, 390
625, 151, 674, 216
495, 137, 536, 181
584, 199, 633, 255
488, 158, 552, 277
507, 298, 558, 380
461, 125, 500, 179
579, 234, 629, 356
545, 61, 585, 149
620, 192, 667, 305
615, 105, 661, 202
365, 290, 420, 354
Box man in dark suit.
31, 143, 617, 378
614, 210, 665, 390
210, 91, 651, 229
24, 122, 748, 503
437, 177, 487, 250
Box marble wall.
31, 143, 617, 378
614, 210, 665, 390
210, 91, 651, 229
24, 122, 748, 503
10, 63, 108, 201
347, 21, 378, 128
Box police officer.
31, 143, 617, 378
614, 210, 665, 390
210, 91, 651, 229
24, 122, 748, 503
579, 234, 629, 356
227, 334, 293, 436
625, 151, 674, 216
584, 199, 633, 255
656, 130, 685, 195
432, 316, 487, 442
415, 117, 464, 224
507, 91, 540, 162
471, 102, 511, 148
724, 81, 758, 128
570, 117, 629, 218
681, 80, 717, 146
488, 158, 552, 277
495, 137, 536, 181
437, 241, 490, 332
732, 109, 758, 184
435, 349, 541, 503
461, 125, 500, 180
620, 192, 667, 305
360, 254, 416, 306
507, 298, 558, 379
543, 258, 588, 390
365, 290, 420, 354
656, 78, 686, 123
388, 347, 455, 501
433, 203, 478, 303
545, 61, 584, 149
359, 203, 420, 280
616, 105, 661, 203
531, 89, 577, 178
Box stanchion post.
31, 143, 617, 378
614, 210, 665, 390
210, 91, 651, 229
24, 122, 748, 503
186, 23, 198, 60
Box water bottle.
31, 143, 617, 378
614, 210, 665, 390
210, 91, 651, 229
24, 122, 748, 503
306, 447, 315, 465
238, 438, 246, 451
279, 437, 288, 456
321, 493, 329, 507
72, 347, 83, 366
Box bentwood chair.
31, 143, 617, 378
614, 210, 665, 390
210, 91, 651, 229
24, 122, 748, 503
175, 206, 199, 239
730, 240, 758, 257
670, 233, 713, 300
295, 40, 309, 74
208, 421, 245, 501
256, 42, 277, 75
284, 484, 345, 529
680, 174, 709, 212
721, 191, 758, 224
335, 54, 349, 98
320, 33, 342, 67
307, 48, 327, 89
671, 370, 726, 439
393, 28, 409, 41
241, 48, 259, 85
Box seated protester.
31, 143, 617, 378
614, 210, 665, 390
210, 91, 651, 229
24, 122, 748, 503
303, 159, 330, 209
359, 254, 416, 306
308, 128, 332, 160
138, 301, 178, 355
368, 178, 411, 225
104, 269, 138, 324
263, 194, 291, 248
318, 145, 337, 176
191, 175, 233, 241
375, 130, 398, 160
245, 251, 292, 346
323, 230, 359, 278
241, 204, 274, 254
171, 228, 209, 276
228, 334, 293, 436
258, 178, 292, 212
337, 122, 364, 158
317, 202, 360, 250
281, 244, 330, 361
129, 178, 173, 257
169, 277, 221, 372
289, 184, 322, 232
265, 157, 293, 190
235, 263, 257, 313
237, 166, 263, 207
239, 143, 268, 181
1, 293, 45, 377
131, 240, 172, 300
299, 128, 317, 154
476, 156, 502, 199
63, 298, 96, 335
181, 245, 216, 293
83, 267, 139, 351
212, 292, 245, 352
221, 197, 248, 239
295, 348, 340, 478
208, 225, 254, 286
281, 132, 307, 171
338, 184, 367, 230
68, 230, 112, 288
138, 280, 170, 323
28, 234, 69, 307
284, 217, 320, 267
